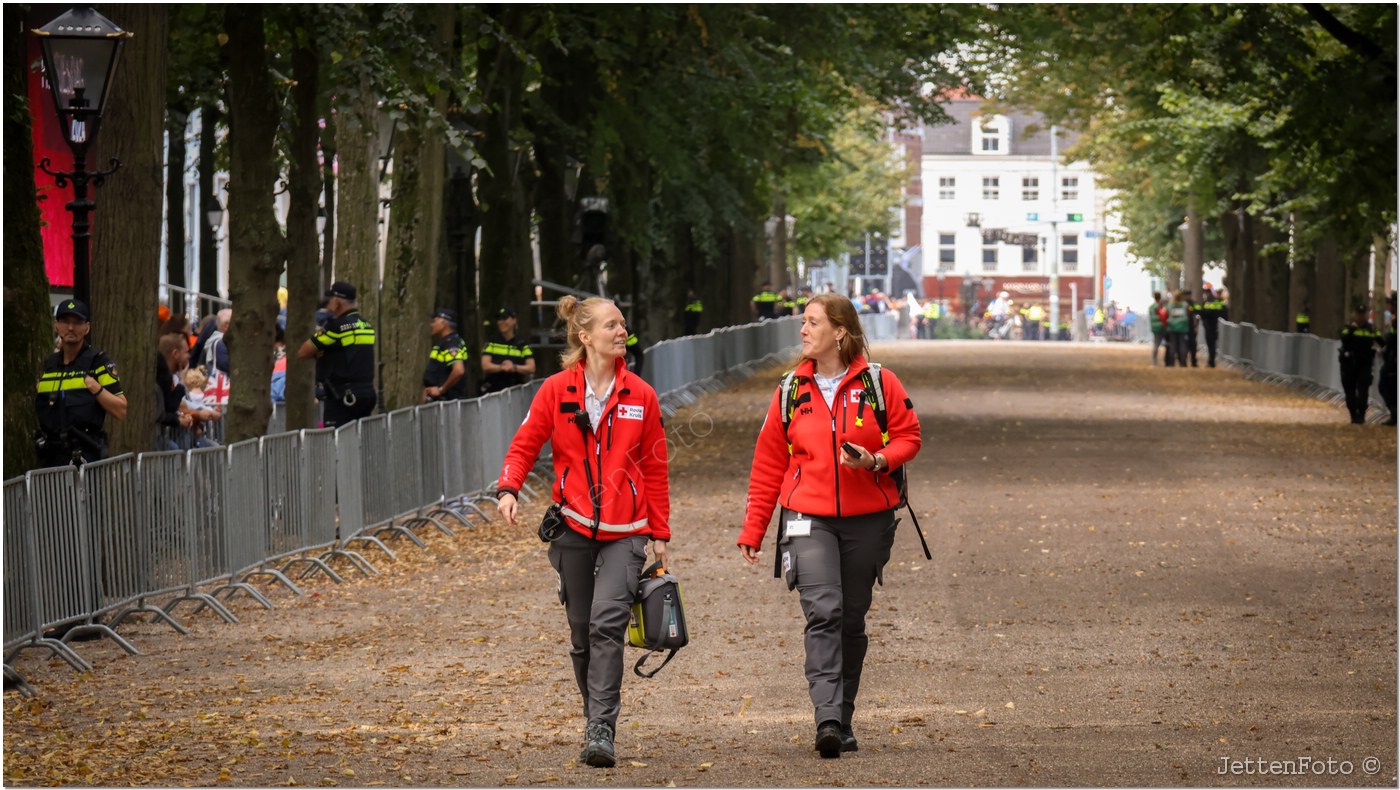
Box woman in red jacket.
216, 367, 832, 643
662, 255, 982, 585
497, 296, 670, 769
739, 293, 921, 759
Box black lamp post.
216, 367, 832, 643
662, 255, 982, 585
33, 7, 131, 312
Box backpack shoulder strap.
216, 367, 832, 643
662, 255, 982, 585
778, 370, 802, 455
859, 363, 890, 446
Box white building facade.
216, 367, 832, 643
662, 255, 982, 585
919, 99, 1146, 323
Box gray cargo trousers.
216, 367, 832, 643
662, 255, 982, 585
780, 508, 898, 727
547, 529, 649, 728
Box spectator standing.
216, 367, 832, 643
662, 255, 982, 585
1121, 307, 1137, 341
738, 294, 921, 759
682, 287, 704, 336
480, 307, 536, 395
1164, 291, 1191, 367
155, 333, 194, 450
1148, 291, 1167, 365
495, 296, 672, 769
271, 325, 287, 405
180, 366, 222, 447
1338, 304, 1382, 424
298, 281, 377, 427
753, 281, 781, 321
191, 308, 231, 381
34, 300, 127, 467
422, 308, 469, 402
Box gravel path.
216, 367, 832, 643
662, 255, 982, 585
5, 341, 1396, 787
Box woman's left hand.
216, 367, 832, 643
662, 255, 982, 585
840, 442, 873, 470
651, 539, 670, 571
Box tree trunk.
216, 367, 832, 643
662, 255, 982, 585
1311, 232, 1345, 339
89, 4, 169, 457
283, 13, 322, 432
223, 6, 282, 442
4, 6, 53, 476
1221, 208, 1247, 321
1374, 233, 1393, 305
729, 225, 759, 325
197, 100, 220, 299
477, 6, 536, 343
165, 108, 189, 290
1182, 206, 1204, 301
1343, 243, 1371, 318
331, 74, 379, 325
1255, 216, 1291, 332
379, 5, 453, 412
1288, 214, 1313, 334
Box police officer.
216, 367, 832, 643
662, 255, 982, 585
1338, 304, 1382, 424
34, 299, 128, 467
682, 287, 704, 336
794, 286, 814, 316
1296, 305, 1311, 334
1196, 288, 1230, 367
422, 308, 468, 402
480, 307, 536, 394
298, 281, 377, 426
753, 281, 781, 321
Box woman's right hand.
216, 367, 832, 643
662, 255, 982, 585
497, 492, 518, 526
739, 543, 761, 565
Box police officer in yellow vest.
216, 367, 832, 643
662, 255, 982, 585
683, 287, 704, 335
481, 306, 536, 394
34, 299, 128, 468
753, 281, 782, 321
1026, 303, 1045, 341
422, 308, 468, 402
298, 280, 378, 426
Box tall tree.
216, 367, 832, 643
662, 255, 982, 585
281, 7, 325, 431
89, 4, 169, 457
379, 4, 455, 411
4, 6, 52, 476
221, 6, 282, 442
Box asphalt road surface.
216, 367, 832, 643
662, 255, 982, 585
5, 342, 1396, 787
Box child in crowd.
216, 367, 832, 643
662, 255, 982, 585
181, 366, 223, 446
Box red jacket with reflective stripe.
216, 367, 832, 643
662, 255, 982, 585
739, 355, 921, 549
498, 358, 671, 542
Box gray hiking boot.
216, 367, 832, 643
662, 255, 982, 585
581, 720, 616, 768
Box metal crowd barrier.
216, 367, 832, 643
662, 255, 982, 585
1218, 321, 1388, 415
4, 318, 801, 695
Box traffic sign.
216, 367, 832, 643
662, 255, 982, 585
1085, 230, 1099, 238
1027, 212, 1039, 221
1066, 213, 1083, 222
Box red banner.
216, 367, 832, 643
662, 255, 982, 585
28, 34, 75, 289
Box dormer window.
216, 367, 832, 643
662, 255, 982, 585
973, 114, 1009, 156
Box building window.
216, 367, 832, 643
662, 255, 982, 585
1061, 176, 1079, 201
1061, 233, 1078, 271
973, 114, 1009, 156
939, 177, 956, 201
938, 233, 956, 271
982, 246, 998, 271
982, 177, 1000, 200
1022, 177, 1039, 202
1022, 244, 1039, 272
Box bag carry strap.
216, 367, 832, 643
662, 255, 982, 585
633, 648, 680, 678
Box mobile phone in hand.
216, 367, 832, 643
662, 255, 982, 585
841, 441, 860, 459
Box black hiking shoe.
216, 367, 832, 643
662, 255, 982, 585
840, 723, 858, 752
581, 721, 615, 768
815, 721, 843, 759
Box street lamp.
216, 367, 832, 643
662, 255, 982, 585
33, 7, 132, 311
206, 197, 223, 300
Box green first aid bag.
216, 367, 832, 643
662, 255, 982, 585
628, 562, 688, 678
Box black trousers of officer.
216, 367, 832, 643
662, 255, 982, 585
1340, 358, 1374, 423
548, 529, 648, 729
781, 508, 897, 728
322, 386, 377, 427
1203, 326, 1220, 367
